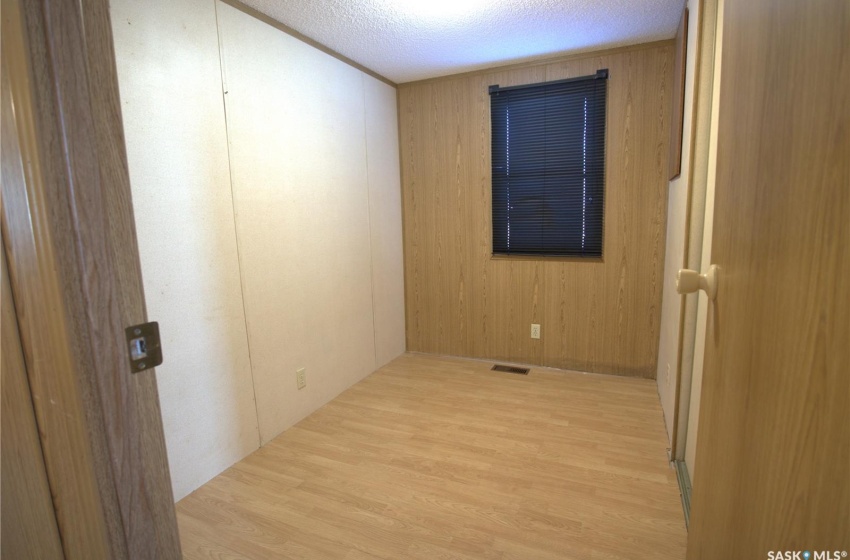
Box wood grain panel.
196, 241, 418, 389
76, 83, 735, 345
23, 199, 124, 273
176, 353, 686, 559
2, 0, 181, 556
1, 0, 114, 554
1, 229, 64, 559
687, 0, 849, 553
399, 43, 673, 377
77, 1, 183, 554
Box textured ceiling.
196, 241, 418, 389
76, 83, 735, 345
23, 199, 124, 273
237, 0, 684, 83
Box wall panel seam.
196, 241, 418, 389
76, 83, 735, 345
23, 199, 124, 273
363, 74, 380, 370
213, 0, 262, 448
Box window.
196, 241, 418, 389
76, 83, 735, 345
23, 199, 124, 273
489, 69, 608, 257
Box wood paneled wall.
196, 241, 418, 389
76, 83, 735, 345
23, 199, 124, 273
399, 42, 673, 377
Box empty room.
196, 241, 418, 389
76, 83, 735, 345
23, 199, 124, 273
1, 0, 847, 558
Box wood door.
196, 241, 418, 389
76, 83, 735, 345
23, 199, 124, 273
687, 0, 849, 556
1, 236, 65, 558
0, 0, 181, 557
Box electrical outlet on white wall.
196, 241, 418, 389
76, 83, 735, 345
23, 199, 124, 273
296, 367, 306, 390
531, 324, 541, 339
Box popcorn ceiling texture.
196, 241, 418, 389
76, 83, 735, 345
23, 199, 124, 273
238, 0, 684, 83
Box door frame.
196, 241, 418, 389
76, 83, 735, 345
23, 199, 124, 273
669, 0, 721, 467
1, 0, 181, 557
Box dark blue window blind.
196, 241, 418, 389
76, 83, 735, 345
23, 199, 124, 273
490, 69, 608, 257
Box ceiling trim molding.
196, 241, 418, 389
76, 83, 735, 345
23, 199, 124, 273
398, 38, 675, 87
219, 0, 398, 88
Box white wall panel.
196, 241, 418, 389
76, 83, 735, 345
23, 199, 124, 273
364, 76, 406, 368
111, 0, 259, 500
113, 0, 405, 497
216, 1, 380, 444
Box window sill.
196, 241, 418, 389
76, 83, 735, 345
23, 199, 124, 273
490, 253, 604, 264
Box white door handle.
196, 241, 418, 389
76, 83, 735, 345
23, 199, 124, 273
677, 265, 719, 300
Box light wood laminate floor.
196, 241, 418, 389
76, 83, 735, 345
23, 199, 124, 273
177, 353, 687, 559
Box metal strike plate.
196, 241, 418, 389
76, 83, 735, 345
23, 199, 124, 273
125, 322, 163, 373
